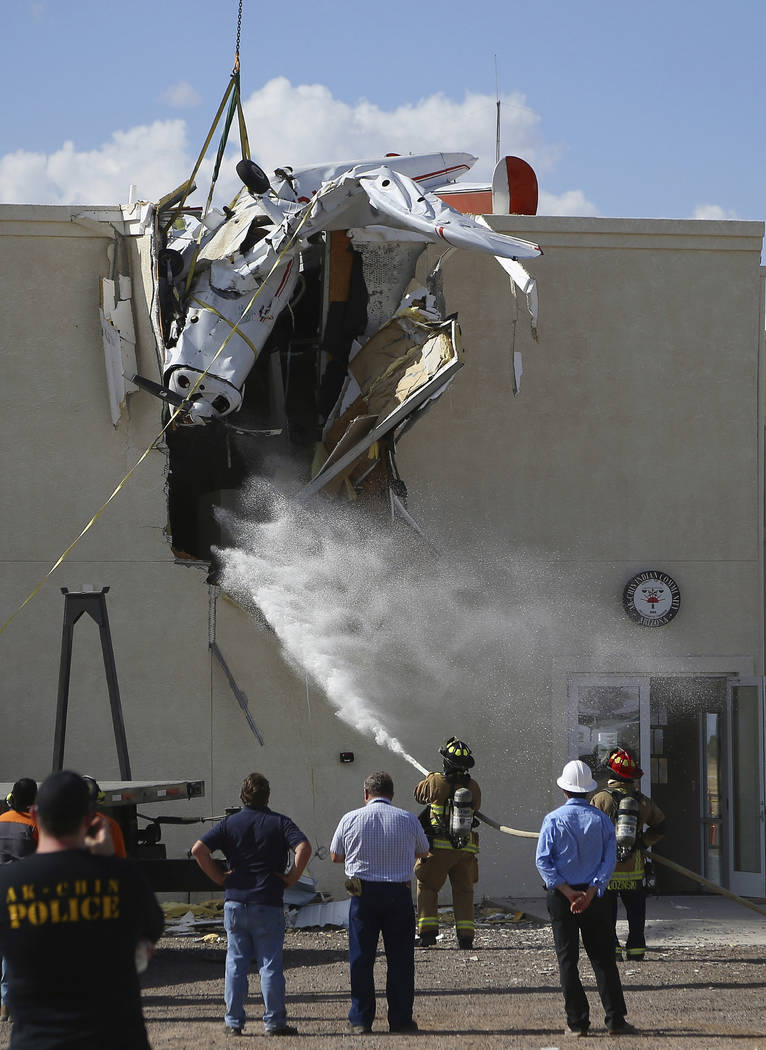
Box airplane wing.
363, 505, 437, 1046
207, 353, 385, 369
358, 166, 542, 260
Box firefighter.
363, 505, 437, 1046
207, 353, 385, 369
413, 737, 481, 949
591, 748, 666, 961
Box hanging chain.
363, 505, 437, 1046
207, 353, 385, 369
233, 0, 243, 73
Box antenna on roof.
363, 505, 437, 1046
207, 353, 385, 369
494, 54, 501, 165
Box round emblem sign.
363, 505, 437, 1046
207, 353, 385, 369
623, 570, 680, 627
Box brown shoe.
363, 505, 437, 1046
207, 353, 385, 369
0, 1004, 10, 1023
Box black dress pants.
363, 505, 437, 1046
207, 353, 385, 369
547, 888, 627, 1032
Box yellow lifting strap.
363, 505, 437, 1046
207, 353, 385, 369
237, 91, 251, 162
161, 74, 238, 236
179, 70, 253, 299
178, 72, 253, 301
162, 0, 251, 237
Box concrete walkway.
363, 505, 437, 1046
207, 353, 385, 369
502, 894, 766, 947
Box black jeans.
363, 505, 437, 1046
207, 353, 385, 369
348, 881, 415, 1030
547, 888, 627, 1032
607, 886, 647, 956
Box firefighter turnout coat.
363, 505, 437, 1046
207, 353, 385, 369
413, 772, 481, 943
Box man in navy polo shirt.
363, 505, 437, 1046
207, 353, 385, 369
191, 773, 311, 1037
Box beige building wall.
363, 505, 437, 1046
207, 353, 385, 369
0, 206, 763, 898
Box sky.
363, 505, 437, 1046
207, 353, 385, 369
1, 0, 765, 224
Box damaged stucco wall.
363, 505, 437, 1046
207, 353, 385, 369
0, 206, 763, 899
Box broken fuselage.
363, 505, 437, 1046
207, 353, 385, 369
152, 152, 541, 558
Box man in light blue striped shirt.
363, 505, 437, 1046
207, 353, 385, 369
331, 772, 429, 1035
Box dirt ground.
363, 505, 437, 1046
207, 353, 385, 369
1, 916, 764, 1049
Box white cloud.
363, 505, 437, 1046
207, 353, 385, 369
0, 77, 595, 216
539, 188, 599, 217
236, 77, 558, 187
0, 121, 192, 205
693, 203, 739, 220
161, 81, 202, 109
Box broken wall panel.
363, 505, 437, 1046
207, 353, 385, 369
100, 275, 139, 426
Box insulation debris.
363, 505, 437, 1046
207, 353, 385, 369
162, 900, 225, 919
308, 295, 462, 499
162, 900, 226, 935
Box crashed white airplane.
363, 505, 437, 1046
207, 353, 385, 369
134, 151, 541, 556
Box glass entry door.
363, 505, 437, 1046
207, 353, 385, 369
727, 678, 765, 897
568, 676, 650, 791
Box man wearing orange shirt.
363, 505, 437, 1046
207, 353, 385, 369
83, 777, 127, 858
0, 778, 38, 1022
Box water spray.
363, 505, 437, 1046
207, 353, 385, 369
217, 483, 766, 916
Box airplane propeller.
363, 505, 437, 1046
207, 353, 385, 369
131, 374, 282, 437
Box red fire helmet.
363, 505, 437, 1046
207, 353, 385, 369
607, 748, 643, 780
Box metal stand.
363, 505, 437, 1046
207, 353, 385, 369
52, 587, 132, 778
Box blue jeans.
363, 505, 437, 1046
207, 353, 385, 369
1, 956, 6, 1005
224, 901, 287, 1032
348, 881, 416, 1030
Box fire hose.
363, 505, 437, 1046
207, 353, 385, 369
475, 811, 539, 839
407, 752, 766, 917
644, 852, 766, 919
476, 812, 766, 919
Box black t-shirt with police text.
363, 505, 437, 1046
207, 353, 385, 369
0, 849, 164, 1049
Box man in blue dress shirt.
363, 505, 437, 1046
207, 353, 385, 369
536, 760, 636, 1037
331, 771, 430, 1035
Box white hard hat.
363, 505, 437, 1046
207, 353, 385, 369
556, 759, 597, 794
